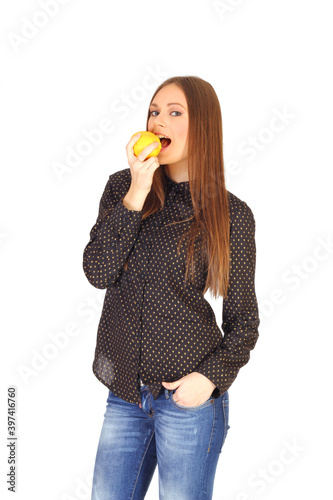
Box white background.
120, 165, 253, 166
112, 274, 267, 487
1, 1, 332, 499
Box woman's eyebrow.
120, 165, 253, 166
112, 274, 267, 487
150, 102, 186, 109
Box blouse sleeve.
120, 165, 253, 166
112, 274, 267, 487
83, 174, 143, 289
195, 201, 260, 397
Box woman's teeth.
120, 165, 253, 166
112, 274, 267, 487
156, 135, 171, 149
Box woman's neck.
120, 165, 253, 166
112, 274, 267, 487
163, 164, 189, 183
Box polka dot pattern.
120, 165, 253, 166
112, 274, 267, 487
83, 168, 260, 404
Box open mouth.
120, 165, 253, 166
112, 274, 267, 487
156, 134, 172, 151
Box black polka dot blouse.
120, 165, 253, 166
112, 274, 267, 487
83, 167, 260, 405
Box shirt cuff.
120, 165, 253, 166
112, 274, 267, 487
194, 349, 240, 399
98, 197, 143, 237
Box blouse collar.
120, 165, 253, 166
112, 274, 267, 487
165, 172, 191, 197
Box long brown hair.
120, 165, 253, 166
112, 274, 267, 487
134, 76, 230, 299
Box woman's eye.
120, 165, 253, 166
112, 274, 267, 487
149, 111, 181, 117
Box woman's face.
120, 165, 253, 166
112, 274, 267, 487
148, 83, 189, 171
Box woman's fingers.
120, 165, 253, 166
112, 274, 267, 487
137, 142, 160, 162
125, 132, 141, 161
140, 155, 159, 170
125, 134, 160, 193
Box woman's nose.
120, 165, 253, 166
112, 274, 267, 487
153, 114, 167, 127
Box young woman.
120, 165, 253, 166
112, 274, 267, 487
83, 76, 260, 500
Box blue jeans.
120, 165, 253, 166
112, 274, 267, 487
91, 384, 230, 500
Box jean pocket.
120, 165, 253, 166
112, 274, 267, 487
169, 389, 214, 411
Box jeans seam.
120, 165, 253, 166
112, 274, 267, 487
207, 401, 215, 454
202, 401, 215, 495
221, 401, 228, 448
131, 429, 156, 500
